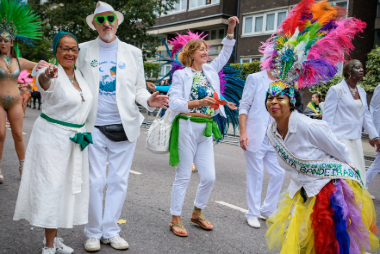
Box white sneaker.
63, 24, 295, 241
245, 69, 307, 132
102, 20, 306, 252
247, 217, 261, 228
55, 237, 74, 254
101, 235, 129, 250
41, 247, 55, 254
370, 195, 375, 200
43, 238, 73, 254
84, 238, 100, 252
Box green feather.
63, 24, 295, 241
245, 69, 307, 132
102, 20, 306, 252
0, 0, 42, 45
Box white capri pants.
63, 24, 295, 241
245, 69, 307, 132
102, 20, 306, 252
170, 118, 216, 216
366, 152, 380, 188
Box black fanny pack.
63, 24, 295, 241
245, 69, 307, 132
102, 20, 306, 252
95, 124, 128, 142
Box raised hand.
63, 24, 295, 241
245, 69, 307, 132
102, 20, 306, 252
200, 97, 216, 107
227, 16, 239, 32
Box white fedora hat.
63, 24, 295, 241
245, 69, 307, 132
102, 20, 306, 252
86, 1, 124, 30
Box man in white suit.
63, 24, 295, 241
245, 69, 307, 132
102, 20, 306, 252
76, 2, 168, 251
239, 69, 285, 228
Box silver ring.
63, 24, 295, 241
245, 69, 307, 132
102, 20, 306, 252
48, 68, 51, 75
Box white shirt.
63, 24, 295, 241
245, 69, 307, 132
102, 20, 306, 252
267, 111, 352, 198
95, 38, 122, 126
370, 84, 380, 134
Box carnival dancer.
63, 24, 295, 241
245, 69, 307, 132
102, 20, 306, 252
14, 31, 93, 254
168, 17, 239, 237
0, 0, 48, 182
323, 59, 380, 187
260, 0, 379, 253
76, 2, 168, 251
239, 68, 285, 228
366, 84, 380, 199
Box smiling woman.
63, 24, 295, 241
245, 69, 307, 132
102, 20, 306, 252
14, 31, 94, 254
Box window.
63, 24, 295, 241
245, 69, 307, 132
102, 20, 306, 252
243, 9, 288, 36
377, 0, 380, 18
160, 64, 172, 78
240, 57, 260, 63
163, 0, 187, 15
203, 28, 225, 41
208, 46, 219, 55
218, 29, 225, 39
375, 29, 380, 47
332, 0, 348, 9
190, 0, 220, 9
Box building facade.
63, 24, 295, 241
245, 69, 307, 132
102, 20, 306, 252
149, 0, 379, 90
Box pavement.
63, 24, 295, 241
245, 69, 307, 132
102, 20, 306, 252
1, 107, 380, 254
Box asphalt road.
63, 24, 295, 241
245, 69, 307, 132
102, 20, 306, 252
1, 108, 379, 254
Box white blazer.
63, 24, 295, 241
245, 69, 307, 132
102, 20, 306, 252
370, 84, 380, 134
239, 70, 272, 153
76, 38, 154, 142
323, 79, 378, 140
168, 37, 235, 122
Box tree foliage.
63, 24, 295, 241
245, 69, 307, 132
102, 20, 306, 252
309, 74, 343, 98
144, 62, 159, 80
230, 61, 262, 80
360, 46, 380, 93
26, 0, 177, 60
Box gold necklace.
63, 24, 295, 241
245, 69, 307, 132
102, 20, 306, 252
278, 126, 288, 139
1, 54, 12, 69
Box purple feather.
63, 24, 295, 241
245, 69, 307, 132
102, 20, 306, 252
298, 58, 337, 88
339, 180, 371, 254
319, 20, 338, 32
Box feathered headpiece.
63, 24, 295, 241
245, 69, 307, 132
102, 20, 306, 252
168, 30, 208, 58
260, 0, 366, 104
0, 0, 42, 45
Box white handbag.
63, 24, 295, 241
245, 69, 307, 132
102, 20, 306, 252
146, 109, 172, 154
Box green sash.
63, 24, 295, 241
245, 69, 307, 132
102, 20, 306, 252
169, 114, 222, 166
40, 113, 93, 151
267, 123, 364, 187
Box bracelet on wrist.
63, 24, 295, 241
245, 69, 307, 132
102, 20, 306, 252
43, 72, 51, 80
373, 137, 379, 141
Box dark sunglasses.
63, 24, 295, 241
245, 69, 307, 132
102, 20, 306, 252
95, 14, 117, 25
57, 46, 80, 54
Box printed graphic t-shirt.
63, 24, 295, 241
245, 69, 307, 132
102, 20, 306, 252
95, 38, 122, 126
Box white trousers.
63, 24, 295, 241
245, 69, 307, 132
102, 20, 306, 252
170, 119, 216, 216
244, 136, 285, 219
366, 152, 380, 188
84, 128, 137, 239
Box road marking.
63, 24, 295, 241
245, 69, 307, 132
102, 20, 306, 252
130, 170, 142, 175
215, 201, 248, 213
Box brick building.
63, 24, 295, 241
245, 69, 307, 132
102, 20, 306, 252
148, 0, 379, 104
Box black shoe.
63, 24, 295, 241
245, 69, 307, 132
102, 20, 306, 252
38, 107, 41, 110
33, 107, 36, 109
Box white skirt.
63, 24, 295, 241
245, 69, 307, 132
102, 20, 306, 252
339, 138, 366, 186
13, 118, 89, 228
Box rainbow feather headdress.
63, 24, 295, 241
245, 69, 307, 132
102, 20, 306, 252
0, 0, 42, 46
261, 0, 366, 104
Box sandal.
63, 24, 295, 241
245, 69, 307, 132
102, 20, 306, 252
169, 222, 188, 237
190, 214, 213, 230
18, 159, 24, 177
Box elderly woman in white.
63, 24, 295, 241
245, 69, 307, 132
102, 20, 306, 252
14, 31, 93, 254
323, 59, 380, 187
167, 17, 239, 237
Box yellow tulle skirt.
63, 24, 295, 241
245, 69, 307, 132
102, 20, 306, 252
265, 179, 379, 254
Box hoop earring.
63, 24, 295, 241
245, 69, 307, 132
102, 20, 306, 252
349, 74, 351, 79
191, 58, 194, 61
